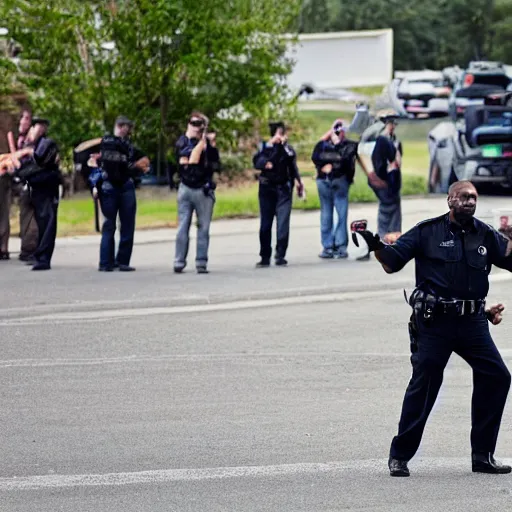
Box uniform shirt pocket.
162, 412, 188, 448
465, 244, 489, 271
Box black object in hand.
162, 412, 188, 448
351, 230, 385, 252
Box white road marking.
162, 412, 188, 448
0, 289, 399, 326
1, 458, 511, 491
0, 273, 510, 327
3, 348, 512, 369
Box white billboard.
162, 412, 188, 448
285, 29, 394, 91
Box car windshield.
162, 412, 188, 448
471, 74, 510, 88
486, 111, 512, 126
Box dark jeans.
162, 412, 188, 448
19, 185, 39, 258
390, 313, 511, 460
31, 187, 59, 266
258, 182, 292, 261
369, 181, 401, 237
0, 175, 11, 252
99, 179, 136, 268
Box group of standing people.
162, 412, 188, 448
0, 107, 404, 272
0, 109, 61, 270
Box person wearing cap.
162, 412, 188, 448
312, 118, 387, 259
252, 121, 304, 267
15, 116, 62, 270
369, 110, 403, 238
94, 115, 148, 272
173, 111, 220, 274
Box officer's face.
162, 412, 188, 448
115, 123, 131, 138
188, 117, 205, 138
449, 184, 478, 219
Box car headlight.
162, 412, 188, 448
477, 167, 492, 176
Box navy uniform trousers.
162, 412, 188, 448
258, 181, 292, 261
31, 187, 59, 266
390, 311, 511, 460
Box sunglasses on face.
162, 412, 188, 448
189, 119, 205, 127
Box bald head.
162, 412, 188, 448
447, 180, 477, 224
448, 180, 476, 198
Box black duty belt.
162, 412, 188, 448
405, 289, 486, 317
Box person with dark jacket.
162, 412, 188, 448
312, 118, 386, 259
91, 116, 149, 272
253, 121, 304, 267
174, 111, 220, 274
15, 117, 62, 271
353, 180, 512, 478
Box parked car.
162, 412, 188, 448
395, 70, 452, 118
429, 96, 512, 193
448, 61, 512, 120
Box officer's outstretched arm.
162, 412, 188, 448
352, 226, 420, 274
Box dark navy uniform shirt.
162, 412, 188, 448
379, 213, 512, 300
253, 141, 300, 186
175, 135, 220, 189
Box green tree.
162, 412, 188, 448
1, 0, 301, 172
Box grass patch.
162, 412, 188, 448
6, 109, 431, 238
10, 172, 426, 238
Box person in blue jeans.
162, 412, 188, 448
89, 115, 149, 272
312, 119, 386, 259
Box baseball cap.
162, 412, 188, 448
31, 117, 50, 127
115, 115, 134, 126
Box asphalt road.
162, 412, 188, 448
2, 196, 512, 511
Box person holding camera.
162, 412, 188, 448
173, 111, 220, 274
94, 116, 150, 272
252, 121, 304, 267
312, 119, 386, 259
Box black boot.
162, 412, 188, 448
388, 457, 410, 477
472, 453, 511, 474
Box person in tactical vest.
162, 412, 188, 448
173, 111, 220, 274
253, 121, 304, 267
94, 116, 145, 272
353, 180, 512, 477
312, 118, 386, 259
15, 118, 62, 271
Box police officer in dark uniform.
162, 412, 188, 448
94, 116, 147, 272
353, 180, 512, 477
15, 117, 62, 271
253, 121, 304, 267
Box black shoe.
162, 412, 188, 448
19, 253, 34, 262
98, 266, 114, 272
388, 457, 410, 477
32, 262, 51, 271
113, 261, 120, 269
256, 259, 270, 268
472, 453, 512, 474
174, 266, 184, 273
0, 251, 10, 260
275, 258, 288, 266
197, 266, 209, 274
118, 264, 136, 272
